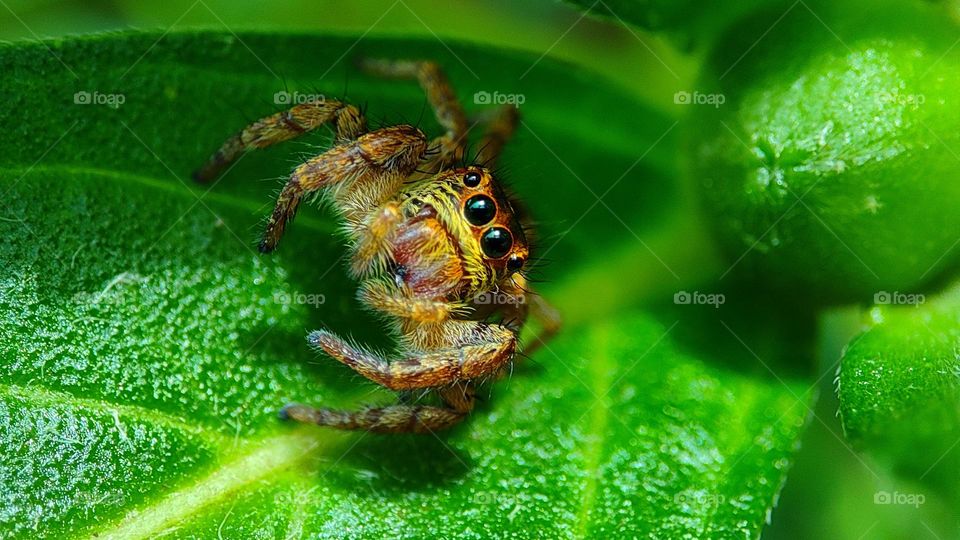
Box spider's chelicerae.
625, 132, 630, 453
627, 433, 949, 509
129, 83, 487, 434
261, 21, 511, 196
194, 59, 561, 433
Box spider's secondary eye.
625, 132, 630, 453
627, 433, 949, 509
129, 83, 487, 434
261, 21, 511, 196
464, 171, 482, 187
464, 195, 496, 226
507, 254, 525, 273
481, 227, 513, 259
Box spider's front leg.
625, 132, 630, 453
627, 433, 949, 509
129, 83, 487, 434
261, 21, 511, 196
307, 319, 516, 392
193, 98, 366, 182
194, 98, 429, 253
281, 289, 515, 434
279, 319, 509, 434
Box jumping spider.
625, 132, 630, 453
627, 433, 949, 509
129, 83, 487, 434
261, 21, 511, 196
194, 59, 560, 433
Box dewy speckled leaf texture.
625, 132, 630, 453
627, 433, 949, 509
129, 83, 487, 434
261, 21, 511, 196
0, 31, 812, 538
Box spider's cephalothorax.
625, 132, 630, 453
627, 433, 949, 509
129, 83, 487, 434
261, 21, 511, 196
194, 59, 560, 433
391, 167, 530, 297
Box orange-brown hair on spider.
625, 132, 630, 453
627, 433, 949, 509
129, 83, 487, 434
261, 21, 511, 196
194, 59, 560, 433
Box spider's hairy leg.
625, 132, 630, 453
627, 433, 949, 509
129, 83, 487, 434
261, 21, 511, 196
193, 99, 367, 182
360, 59, 468, 170
475, 104, 519, 167
260, 125, 427, 253
438, 381, 479, 414
307, 321, 516, 391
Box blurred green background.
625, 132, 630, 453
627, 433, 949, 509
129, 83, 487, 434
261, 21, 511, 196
0, 0, 693, 111
0, 1, 953, 538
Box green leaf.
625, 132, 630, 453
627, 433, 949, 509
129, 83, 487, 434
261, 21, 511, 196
0, 31, 812, 538
838, 281, 960, 497
560, 0, 791, 49
683, 0, 960, 304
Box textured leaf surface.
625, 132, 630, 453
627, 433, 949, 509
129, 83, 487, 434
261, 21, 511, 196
838, 282, 960, 498
0, 31, 812, 538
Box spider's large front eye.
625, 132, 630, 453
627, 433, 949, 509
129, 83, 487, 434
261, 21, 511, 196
481, 227, 513, 259
464, 195, 496, 226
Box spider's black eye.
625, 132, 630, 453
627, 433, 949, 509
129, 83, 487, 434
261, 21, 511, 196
464, 195, 496, 226
507, 254, 525, 273
481, 227, 513, 259
464, 171, 482, 187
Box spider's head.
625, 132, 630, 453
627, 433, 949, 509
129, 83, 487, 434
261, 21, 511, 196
445, 167, 529, 282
